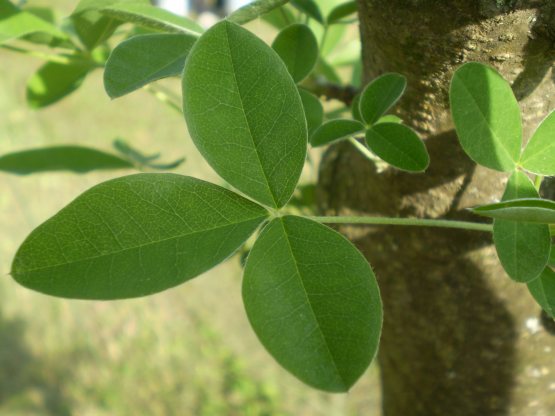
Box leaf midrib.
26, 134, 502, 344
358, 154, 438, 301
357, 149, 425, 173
224, 22, 278, 207
14, 215, 265, 276
279, 218, 348, 389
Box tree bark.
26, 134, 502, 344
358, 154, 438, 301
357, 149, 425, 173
317, 1, 555, 415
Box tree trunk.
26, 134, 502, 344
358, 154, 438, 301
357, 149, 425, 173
317, 1, 555, 415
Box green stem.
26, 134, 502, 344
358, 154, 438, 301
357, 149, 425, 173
1, 44, 81, 65
347, 136, 380, 163
308, 215, 493, 232
320, 25, 329, 52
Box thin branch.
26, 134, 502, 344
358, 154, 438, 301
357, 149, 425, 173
301, 78, 359, 106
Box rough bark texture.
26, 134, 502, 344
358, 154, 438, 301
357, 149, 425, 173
317, 1, 555, 415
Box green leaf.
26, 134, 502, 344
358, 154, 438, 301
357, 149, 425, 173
272, 23, 318, 83
72, 0, 148, 14
104, 33, 196, 98
298, 88, 323, 136
550, 247, 555, 267
70, 0, 147, 50
100, 3, 204, 35
12, 174, 267, 300
527, 267, 555, 317
520, 110, 555, 175
26, 61, 92, 109
0, 0, 67, 45
493, 171, 551, 283
359, 73, 406, 125
290, 0, 324, 24
0, 146, 133, 174
261, 5, 295, 29
113, 138, 184, 170
227, 0, 290, 25
365, 123, 429, 172
376, 114, 402, 124
327, 1, 357, 25
450, 62, 522, 172
310, 119, 364, 147
182, 21, 307, 208
473, 198, 555, 224
243, 216, 382, 392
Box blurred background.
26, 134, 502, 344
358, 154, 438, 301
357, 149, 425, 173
0, 1, 379, 414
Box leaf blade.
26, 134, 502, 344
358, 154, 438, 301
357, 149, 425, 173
365, 123, 429, 172
104, 33, 196, 98
327, 1, 357, 25
272, 23, 318, 83
227, 0, 290, 25
290, 0, 323, 24
473, 198, 555, 224
520, 110, 555, 175
527, 267, 555, 317
12, 174, 268, 300
359, 73, 406, 125
100, 3, 204, 35
182, 20, 307, 208
0, 146, 133, 174
310, 119, 364, 147
450, 62, 522, 172
0, 0, 67, 45
243, 216, 382, 392
26, 61, 92, 108
298, 88, 323, 136
493, 171, 551, 283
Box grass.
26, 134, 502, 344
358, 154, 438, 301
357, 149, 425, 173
0, 1, 380, 414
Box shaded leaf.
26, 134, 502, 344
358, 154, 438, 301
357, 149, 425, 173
527, 267, 555, 317
327, 1, 357, 25
104, 33, 196, 98
473, 198, 555, 224
26, 61, 92, 108
365, 123, 429, 172
298, 88, 323, 135
359, 73, 406, 125
12, 174, 267, 300
0, 0, 67, 45
493, 171, 551, 283
243, 216, 382, 392
0, 146, 132, 174
310, 119, 364, 147
182, 21, 307, 208
290, 0, 323, 24
272, 23, 318, 83
450, 62, 522, 172
520, 110, 555, 175
71, 12, 119, 49
227, 0, 289, 25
